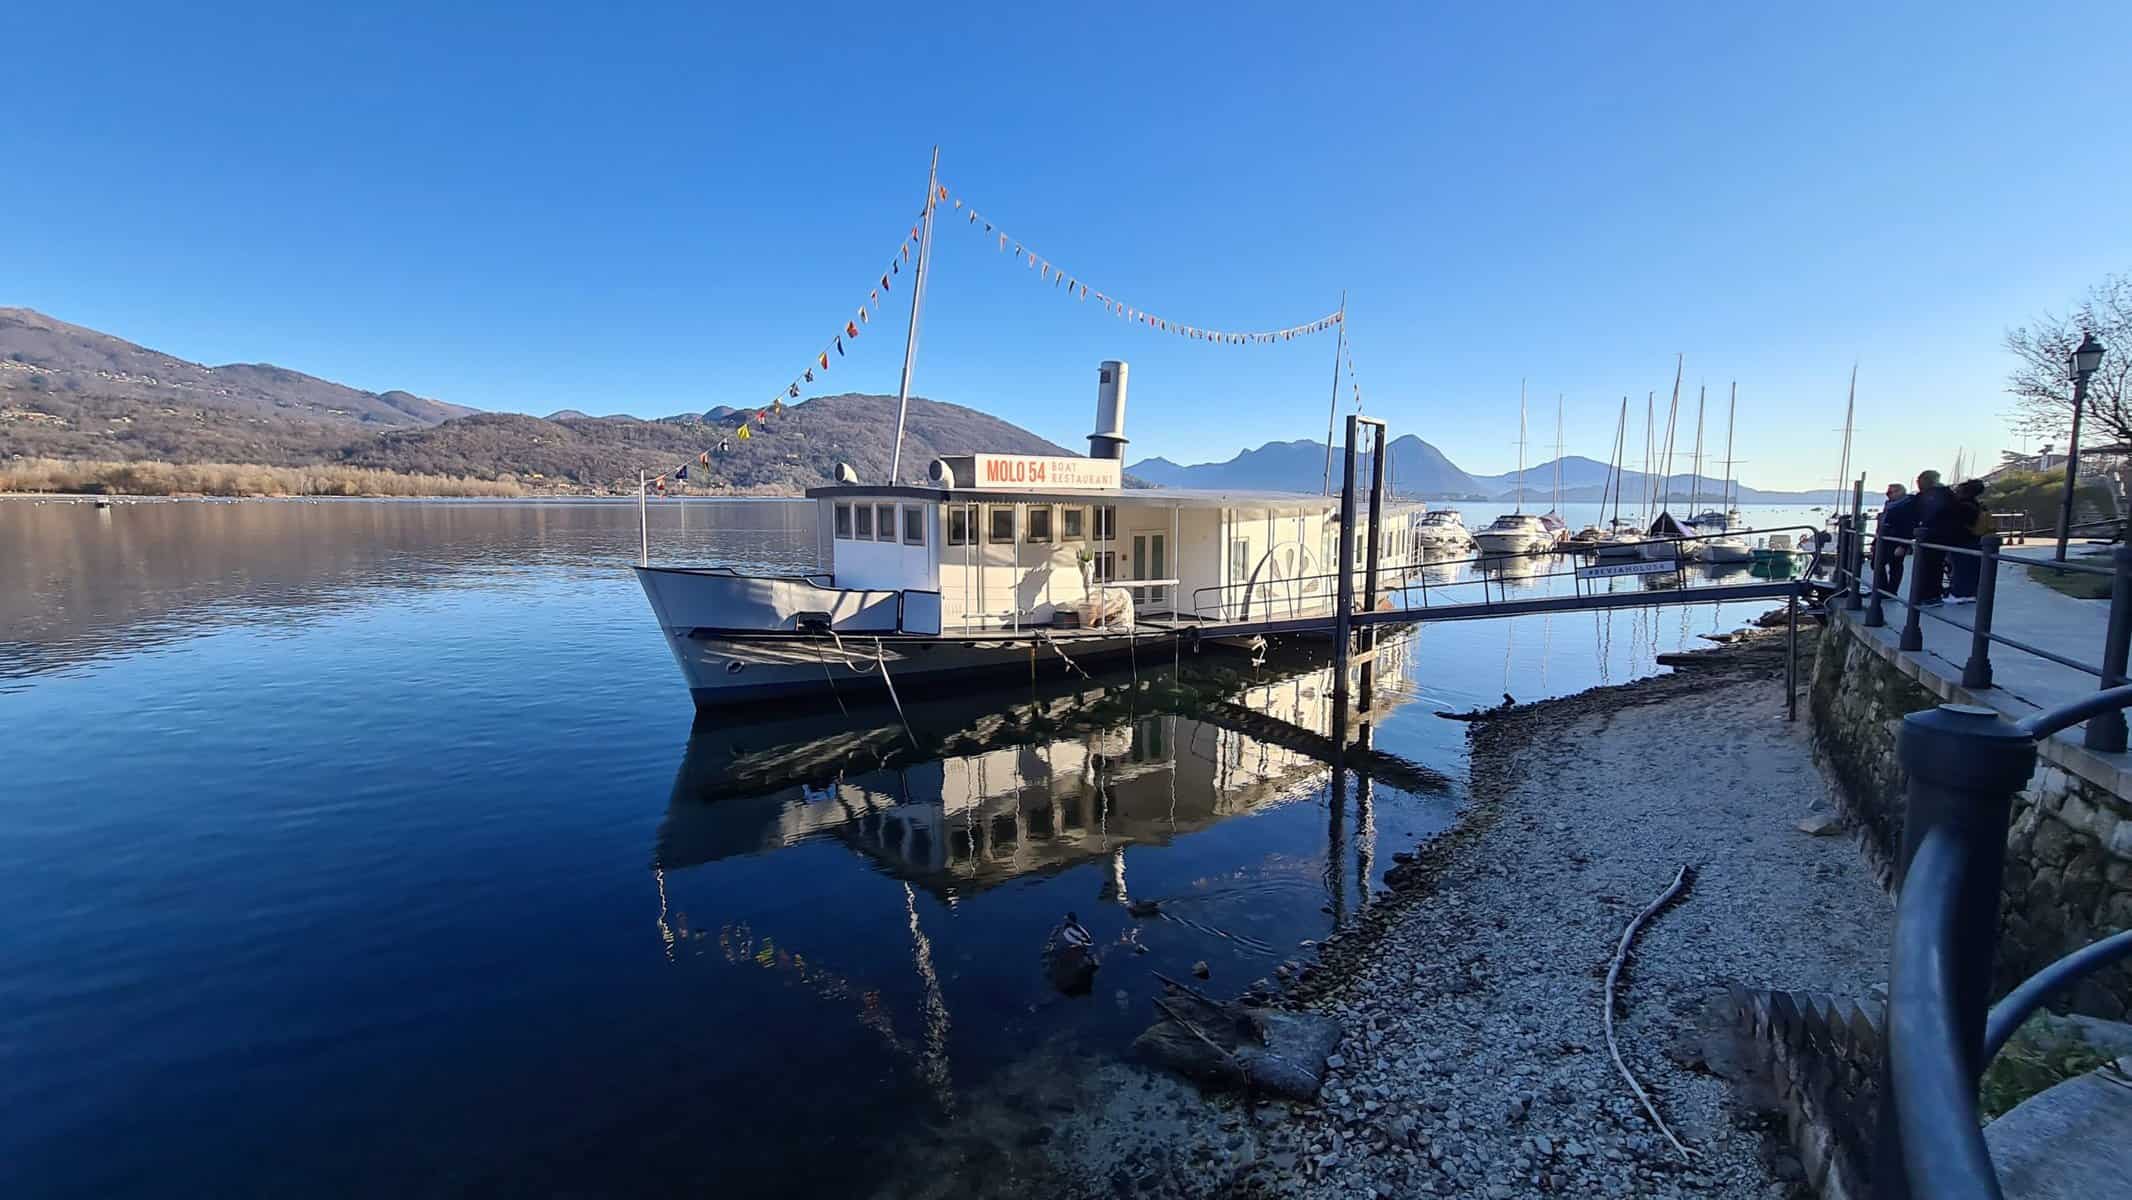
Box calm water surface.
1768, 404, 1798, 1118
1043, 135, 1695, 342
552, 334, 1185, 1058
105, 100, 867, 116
0, 497, 1813, 1196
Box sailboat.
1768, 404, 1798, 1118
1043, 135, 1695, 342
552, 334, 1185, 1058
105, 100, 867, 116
1536, 396, 1569, 549
1476, 382, 1557, 556
1688, 383, 1754, 563
1640, 357, 1691, 560
1583, 398, 1645, 558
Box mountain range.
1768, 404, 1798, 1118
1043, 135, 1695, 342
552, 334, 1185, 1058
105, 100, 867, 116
4, 305, 1839, 501
0, 307, 1067, 492
1128, 440, 1839, 505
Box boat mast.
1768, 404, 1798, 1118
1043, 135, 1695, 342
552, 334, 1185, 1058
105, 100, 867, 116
1609, 396, 1628, 528
1515, 379, 1528, 514
888, 146, 941, 486
1723, 381, 1738, 512
1321, 290, 1347, 496
1689, 383, 1706, 517
1552, 395, 1564, 516
1658, 355, 1683, 515
1833, 363, 1857, 504
1642, 391, 1654, 525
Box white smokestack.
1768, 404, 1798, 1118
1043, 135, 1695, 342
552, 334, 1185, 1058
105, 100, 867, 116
1089, 360, 1129, 461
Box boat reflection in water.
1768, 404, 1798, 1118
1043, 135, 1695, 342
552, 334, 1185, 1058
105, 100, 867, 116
657, 636, 1431, 899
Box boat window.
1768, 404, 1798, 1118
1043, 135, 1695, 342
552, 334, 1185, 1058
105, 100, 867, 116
834, 502, 853, 539
875, 504, 897, 543
902, 505, 926, 546
987, 505, 1016, 543
1231, 538, 1251, 581
1093, 505, 1116, 541
1026, 505, 1053, 543
1062, 506, 1086, 539
946, 504, 973, 546
854, 503, 875, 540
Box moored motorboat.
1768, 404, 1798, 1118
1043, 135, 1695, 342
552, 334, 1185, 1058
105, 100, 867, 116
1474, 512, 1557, 556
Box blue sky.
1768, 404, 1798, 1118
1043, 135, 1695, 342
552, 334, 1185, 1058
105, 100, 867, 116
9, 2, 2129, 489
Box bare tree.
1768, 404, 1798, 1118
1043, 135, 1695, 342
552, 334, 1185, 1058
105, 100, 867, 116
2006, 272, 2132, 447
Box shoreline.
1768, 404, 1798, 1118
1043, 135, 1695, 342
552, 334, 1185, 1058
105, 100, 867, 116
999, 622, 1892, 1200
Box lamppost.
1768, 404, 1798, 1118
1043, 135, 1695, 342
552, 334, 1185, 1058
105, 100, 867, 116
2055, 331, 2107, 562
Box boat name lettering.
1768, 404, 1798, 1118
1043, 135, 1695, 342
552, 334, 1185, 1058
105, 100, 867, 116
969, 454, 1122, 491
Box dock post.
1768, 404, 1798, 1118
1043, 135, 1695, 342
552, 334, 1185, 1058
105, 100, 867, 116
638, 470, 649, 567
1332, 415, 1360, 708
1362, 421, 1387, 651
1961, 536, 2001, 690
1844, 477, 1865, 611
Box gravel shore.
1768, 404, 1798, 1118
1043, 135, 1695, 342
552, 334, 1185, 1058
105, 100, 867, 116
1031, 627, 1896, 1199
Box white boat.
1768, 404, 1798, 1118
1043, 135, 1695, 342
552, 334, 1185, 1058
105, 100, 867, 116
636, 365, 1429, 709
1474, 512, 1557, 556
1414, 509, 1473, 549
1478, 384, 1556, 556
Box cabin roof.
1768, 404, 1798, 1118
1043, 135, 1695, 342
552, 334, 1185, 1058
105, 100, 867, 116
803, 484, 1356, 511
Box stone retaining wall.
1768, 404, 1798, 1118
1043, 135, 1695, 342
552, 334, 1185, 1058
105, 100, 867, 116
1809, 614, 2132, 1018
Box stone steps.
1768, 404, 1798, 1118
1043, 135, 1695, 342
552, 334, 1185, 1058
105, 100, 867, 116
1986, 1055, 2132, 1198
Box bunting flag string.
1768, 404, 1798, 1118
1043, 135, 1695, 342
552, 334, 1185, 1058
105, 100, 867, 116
942, 182, 1344, 346
645, 213, 927, 495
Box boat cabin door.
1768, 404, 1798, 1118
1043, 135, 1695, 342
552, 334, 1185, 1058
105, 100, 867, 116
1130, 530, 1169, 611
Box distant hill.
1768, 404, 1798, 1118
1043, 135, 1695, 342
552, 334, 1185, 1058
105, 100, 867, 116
0, 307, 472, 464
1131, 440, 1839, 504
0, 308, 1084, 493
1128, 435, 1481, 496
346, 394, 1077, 492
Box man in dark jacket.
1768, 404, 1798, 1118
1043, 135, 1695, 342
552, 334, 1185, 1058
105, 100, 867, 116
1912, 470, 1957, 605
1877, 482, 1917, 593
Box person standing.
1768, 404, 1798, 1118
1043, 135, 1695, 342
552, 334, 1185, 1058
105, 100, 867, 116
1877, 482, 1915, 595
1913, 470, 1956, 606
1946, 479, 1989, 603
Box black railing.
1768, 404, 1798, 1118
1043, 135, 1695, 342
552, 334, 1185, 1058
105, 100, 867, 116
1834, 514, 2132, 753
1188, 524, 1824, 621
1880, 689, 2132, 1199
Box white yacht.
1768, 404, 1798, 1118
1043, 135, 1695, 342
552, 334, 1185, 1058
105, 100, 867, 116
635, 363, 1427, 708
1474, 512, 1557, 556
1414, 509, 1473, 549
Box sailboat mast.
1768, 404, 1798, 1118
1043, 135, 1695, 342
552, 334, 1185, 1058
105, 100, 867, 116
1515, 379, 1528, 514
1610, 396, 1628, 527
1320, 290, 1346, 495
888, 146, 941, 486
1659, 356, 1683, 512
1690, 384, 1706, 517
1642, 391, 1655, 524
1833, 363, 1857, 503
1723, 381, 1738, 512
1553, 395, 1564, 515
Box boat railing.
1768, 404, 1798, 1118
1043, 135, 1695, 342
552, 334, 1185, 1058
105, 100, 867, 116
1190, 524, 1826, 621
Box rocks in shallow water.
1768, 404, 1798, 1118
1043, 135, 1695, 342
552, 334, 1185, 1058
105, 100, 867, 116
1192, 960, 1211, 980
1134, 987, 1346, 1101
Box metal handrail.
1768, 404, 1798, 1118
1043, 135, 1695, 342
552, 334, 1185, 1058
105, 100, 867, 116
1888, 826, 2004, 1200
1882, 685, 2132, 1199
1189, 523, 1824, 619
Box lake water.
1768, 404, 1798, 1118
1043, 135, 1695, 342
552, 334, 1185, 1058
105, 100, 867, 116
0, 497, 1818, 1196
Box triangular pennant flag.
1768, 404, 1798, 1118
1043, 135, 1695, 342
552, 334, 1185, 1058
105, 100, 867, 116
998, 233, 1007, 250
818, 352, 829, 370
756, 410, 767, 422
845, 321, 858, 339
789, 383, 800, 398
698, 451, 709, 467
834, 337, 844, 356
891, 259, 899, 276
772, 397, 784, 415
737, 424, 751, 441
901, 243, 910, 263
953, 198, 963, 209
936, 185, 947, 201
675, 464, 689, 481
804, 368, 814, 382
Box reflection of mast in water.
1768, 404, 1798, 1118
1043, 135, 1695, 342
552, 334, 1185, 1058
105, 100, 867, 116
1594, 608, 1613, 686
1327, 690, 1349, 928
1540, 613, 1552, 693
1503, 619, 1517, 698
655, 867, 676, 963
1355, 719, 1376, 912
902, 882, 955, 1115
